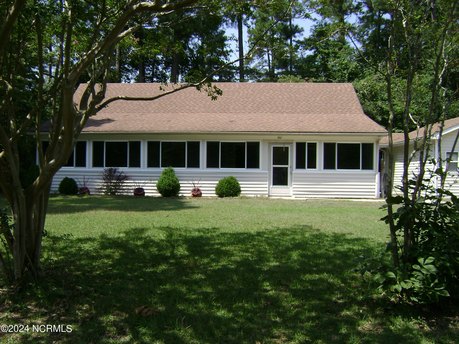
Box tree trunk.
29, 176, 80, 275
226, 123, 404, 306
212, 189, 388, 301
237, 14, 245, 82
289, 13, 293, 74
138, 60, 146, 83
9, 186, 50, 281
115, 45, 122, 82
171, 52, 179, 83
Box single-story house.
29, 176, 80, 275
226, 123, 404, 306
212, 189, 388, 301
380, 117, 459, 197
47, 82, 388, 198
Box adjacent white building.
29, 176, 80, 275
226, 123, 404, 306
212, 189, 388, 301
380, 117, 459, 197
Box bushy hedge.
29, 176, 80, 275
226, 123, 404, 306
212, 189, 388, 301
215, 176, 241, 197
58, 177, 78, 195
156, 167, 180, 197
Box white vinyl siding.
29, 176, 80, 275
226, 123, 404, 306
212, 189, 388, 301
292, 171, 377, 198
391, 129, 459, 196
50, 169, 268, 197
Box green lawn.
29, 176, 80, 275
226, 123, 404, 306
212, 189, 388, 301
0, 196, 457, 343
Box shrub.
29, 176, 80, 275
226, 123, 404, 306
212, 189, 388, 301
156, 167, 180, 197
215, 176, 241, 197
78, 177, 90, 196
375, 170, 459, 304
100, 168, 128, 195
58, 177, 78, 195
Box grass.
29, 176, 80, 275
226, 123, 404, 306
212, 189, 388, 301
0, 196, 458, 343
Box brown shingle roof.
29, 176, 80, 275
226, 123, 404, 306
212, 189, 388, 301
78, 83, 386, 134
380, 116, 459, 146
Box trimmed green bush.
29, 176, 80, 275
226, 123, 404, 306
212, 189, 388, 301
58, 177, 78, 195
215, 176, 241, 197
156, 167, 181, 197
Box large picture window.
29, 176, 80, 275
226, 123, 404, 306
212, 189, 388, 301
295, 142, 317, 169
323, 143, 374, 170
93, 141, 141, 168
206, 141, 260, 169
147, 141, 200, 168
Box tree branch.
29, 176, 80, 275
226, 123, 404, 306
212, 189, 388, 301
68, 0, 198, 85
0, 0, 27, 57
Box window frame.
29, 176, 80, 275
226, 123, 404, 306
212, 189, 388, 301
55, 141, 87, 168
295, 142, 318, 170
206, 141, 261, 170
445, 151, 458, 173
323, 142, 375, 171
92, 141, 141, 168
147, 140, 201, 169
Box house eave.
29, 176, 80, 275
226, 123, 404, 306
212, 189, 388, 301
75, 130, 387, 136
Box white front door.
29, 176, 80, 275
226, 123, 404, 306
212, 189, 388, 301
270, 145, 292, 196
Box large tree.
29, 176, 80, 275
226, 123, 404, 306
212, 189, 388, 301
0, 0, 203, 282
246, 0, 305, 81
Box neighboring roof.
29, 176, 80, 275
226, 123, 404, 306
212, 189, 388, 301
380, 116, 459, 146
76, 82, 387, 135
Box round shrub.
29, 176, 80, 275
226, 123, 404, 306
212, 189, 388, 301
58, 177, 78, 195
156, 167, 181, 197
215, 176, 241, 198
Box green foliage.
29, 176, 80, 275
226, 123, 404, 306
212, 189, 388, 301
100, 168, 128, 196
215, 176, 241, 197
156, 167, 181, 197
375, 257, 450, 304
0, 207, 13, 281
58, 177, 78, 195
378, 171, 459, 304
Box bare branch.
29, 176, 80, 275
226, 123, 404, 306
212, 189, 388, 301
95, 83, 194, 111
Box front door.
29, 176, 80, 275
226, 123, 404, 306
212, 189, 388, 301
270, 145, 292, 196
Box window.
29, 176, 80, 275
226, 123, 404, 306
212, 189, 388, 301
247, 142, 260, 168
295, 142, 317, 169
323, 143, 374, 170
93, 141, 141, 168
446, 152, 458, 172
64, 141, 87, 167
221, 142, 245, 168
337, 143, 360, 169
206, 142, 219, 168
187, 142, 200, 168
106, 142, 127, 167
147, 141, 160, 167
147, 141, 200, 168
361, 143, 374, 170
42, 141, 87, 167
324, 143, 336, 169
162, 142, 186, 167
206, 141, 260, 169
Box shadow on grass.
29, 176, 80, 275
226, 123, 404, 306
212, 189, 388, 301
47, 195, 196, 214
1, 227, 457, 343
